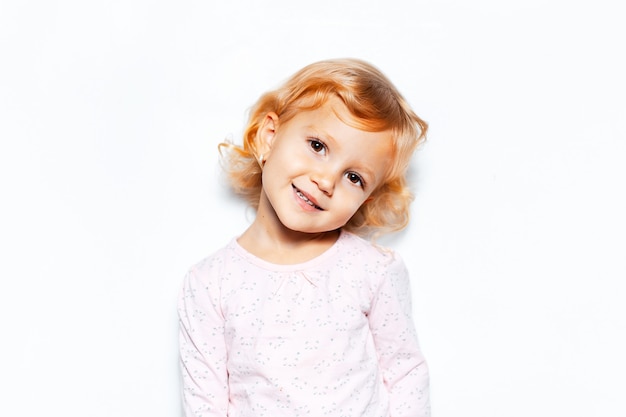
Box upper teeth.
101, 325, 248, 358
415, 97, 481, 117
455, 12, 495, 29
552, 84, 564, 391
296, 189, 321, 209
296, 190, 314, 206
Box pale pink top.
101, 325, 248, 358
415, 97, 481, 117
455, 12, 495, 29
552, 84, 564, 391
178, 231, 430, 417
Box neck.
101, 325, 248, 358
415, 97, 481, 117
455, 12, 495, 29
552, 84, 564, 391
237, 194, 340, 264
238, 222, 340, 265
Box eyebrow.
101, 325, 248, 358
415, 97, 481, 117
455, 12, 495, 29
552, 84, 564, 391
305, 125, 336, 143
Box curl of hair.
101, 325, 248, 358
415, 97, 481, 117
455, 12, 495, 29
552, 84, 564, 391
219, 58, 427, 237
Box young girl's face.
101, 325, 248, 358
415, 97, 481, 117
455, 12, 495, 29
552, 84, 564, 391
257, 96, 393, 235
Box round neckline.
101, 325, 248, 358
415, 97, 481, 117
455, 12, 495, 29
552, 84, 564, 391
231, 230, 348, 272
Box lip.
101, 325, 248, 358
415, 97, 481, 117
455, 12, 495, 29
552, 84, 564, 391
292, 184, 324, 211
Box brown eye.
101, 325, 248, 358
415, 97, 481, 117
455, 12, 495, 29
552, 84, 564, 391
309, 139, 325, 153
347, 172, 364, 187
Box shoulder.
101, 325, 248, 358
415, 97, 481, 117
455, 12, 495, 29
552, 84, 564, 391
337, 232, 409, 296
184, 239, 240, 287
339, 231, 406, 272
337, 232, 411, 312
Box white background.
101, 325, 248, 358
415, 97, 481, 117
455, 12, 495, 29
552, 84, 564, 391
1, 1, 624, 416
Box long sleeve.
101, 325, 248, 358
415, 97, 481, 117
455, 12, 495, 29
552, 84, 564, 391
368, 254, 430, 417
178, 233, 429, 416
178, 262, 229, 417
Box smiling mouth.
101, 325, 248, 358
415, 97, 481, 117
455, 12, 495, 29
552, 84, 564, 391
293, 185, 324, 210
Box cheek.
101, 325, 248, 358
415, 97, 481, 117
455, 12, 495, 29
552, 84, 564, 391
340, 191, 369, 213
268, 140, 305, 166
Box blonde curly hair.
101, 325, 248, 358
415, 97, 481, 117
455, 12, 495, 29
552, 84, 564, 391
219, 58, 427, 237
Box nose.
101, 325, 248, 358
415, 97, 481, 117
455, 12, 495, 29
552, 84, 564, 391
311, 169, 335, 196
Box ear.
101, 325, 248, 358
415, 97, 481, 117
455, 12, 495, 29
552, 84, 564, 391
256, 112, 279, 157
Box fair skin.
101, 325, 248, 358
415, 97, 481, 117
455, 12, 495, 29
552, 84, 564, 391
237, 96, 393, 264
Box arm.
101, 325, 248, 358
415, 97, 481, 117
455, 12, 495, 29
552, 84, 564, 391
178, 263, 229, 417
368, 254, 430, 417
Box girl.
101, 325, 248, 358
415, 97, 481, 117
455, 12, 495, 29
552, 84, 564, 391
178, 59, 430, 417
